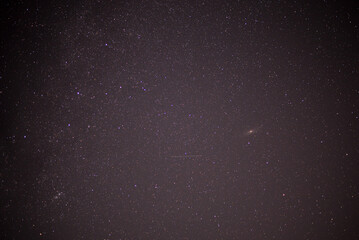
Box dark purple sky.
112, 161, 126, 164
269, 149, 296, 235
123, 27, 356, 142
1, 0, 359, 239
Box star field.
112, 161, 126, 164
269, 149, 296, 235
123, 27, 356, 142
1, 0, 359, 239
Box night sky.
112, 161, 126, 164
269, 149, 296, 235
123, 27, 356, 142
1, 0, 359, 239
